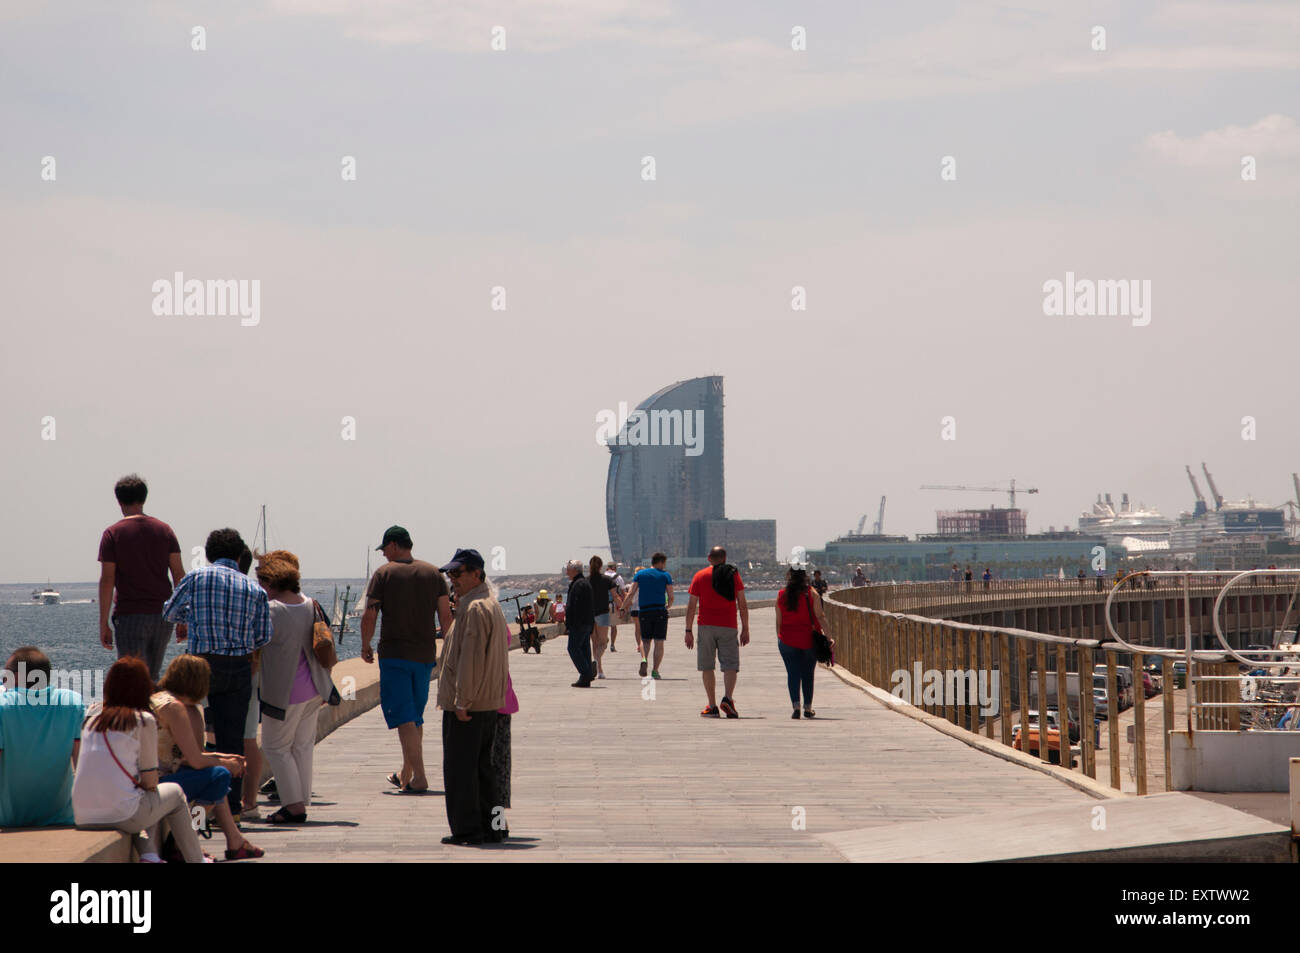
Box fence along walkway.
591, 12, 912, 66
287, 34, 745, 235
822, 575, 1300, 797
245, 610, 1091, 862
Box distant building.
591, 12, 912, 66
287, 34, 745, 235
604, 376, 775, 566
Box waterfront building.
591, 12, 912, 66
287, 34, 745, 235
604, 376, 775, 566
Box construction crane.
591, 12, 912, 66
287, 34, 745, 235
1293, 472, 1299, 511
854, 514, 869, 535
920, 480, 1038, 510
872, 496, 886, 535
1201, 462, 1224, 511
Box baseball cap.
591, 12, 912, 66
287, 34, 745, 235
440, 548, 485, 573
376, 526, 413, 550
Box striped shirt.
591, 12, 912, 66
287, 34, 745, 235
162, 558, 272, 657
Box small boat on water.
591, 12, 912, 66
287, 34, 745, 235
31, 587, 60, 605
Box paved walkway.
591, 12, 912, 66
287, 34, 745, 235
245, 612, 1092, 862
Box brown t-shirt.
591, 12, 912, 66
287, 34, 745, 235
366, 558, 447, 665
98, 515, 181, 616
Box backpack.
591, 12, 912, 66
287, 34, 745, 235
710, 564, 738, 601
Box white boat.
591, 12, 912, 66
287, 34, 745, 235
32, 587, 60, 605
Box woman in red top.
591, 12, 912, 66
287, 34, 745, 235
775, 567, 828, 719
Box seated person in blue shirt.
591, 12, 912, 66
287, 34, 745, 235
0, 647, 85, 828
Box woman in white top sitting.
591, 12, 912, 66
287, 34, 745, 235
72, 657, 207, 863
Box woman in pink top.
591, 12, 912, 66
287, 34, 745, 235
775, 567, 828, 719
490, 626, 519, 842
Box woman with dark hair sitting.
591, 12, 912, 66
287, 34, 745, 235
775, 567, 828, 719
72, 657, 208, 863
152, 654, 264, 860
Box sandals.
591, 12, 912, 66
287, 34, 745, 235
266, 807, 307, 824
386, 772, 403, 789
791, 709, 801, 719
803, 708, 816, 718
225, 842, 265, 861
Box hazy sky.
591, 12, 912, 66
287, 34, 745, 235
2, 1, 1297, 582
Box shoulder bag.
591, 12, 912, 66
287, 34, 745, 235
806, 591, 834, 665
311, 599, 339, 670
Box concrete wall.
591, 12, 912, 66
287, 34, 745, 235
1170, 730, 1300, 792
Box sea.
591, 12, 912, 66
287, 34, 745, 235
0, 580, 778, 697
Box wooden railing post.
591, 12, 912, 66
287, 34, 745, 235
1106, 653, 1121, 790
1162, 655, 1174, 791
1036, 642, 1049, 764
1056, 644, 1070, 771
1080, 644, 1095, 778
1132, 650, 1147, 795
999, 632, 1012, 748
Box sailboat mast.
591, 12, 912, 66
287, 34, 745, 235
261, 504, 268, 554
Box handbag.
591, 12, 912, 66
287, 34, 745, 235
806, 592, 834, 665
311, 599, 339, 670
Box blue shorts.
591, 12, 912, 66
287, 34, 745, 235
162, 765, 232, 806
594, 612, 611, 627
379, 657, 434, 729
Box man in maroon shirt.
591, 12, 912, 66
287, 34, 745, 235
97, 474, 185, 680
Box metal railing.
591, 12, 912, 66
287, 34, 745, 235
824, 572, 1300, 794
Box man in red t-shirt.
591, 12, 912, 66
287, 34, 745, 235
685, 546, 750, 718
97, 474, 185, 680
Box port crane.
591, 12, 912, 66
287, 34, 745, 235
853, 496, 887, 536
919, 480, 1038, 509
1201, 462, 1224, 511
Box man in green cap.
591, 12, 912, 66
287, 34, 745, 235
360, 526, 451, 792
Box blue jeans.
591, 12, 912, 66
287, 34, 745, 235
778, 639, 817, 708
201, 653, 252, 816
161, 765, 232, 806
567, 624, 594, 682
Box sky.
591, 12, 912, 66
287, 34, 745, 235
1, 1, 1298, 582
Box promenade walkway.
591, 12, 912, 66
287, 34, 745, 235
246, 611, 1093, 862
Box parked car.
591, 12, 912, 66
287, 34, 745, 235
1092, 686, 1110, 719
1045, 706, 1080, 743
1172, 660, 1187, 688
1093, 664, 1135, 710
1142, 662, 1163, 693
1141, 670, 1158, 698
1012, 722, 1074, 766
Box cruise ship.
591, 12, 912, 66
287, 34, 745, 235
1077, 493, 1173, 554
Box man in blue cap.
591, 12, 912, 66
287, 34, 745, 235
361, 526, 451, 793
436, 548, 509, 845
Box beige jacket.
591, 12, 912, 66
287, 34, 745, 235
436, 582, 508, 713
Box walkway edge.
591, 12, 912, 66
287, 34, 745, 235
824, 662, 1124, 801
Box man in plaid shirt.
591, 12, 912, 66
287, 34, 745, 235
164, 528, 272, 817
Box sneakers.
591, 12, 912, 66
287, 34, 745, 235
571, 679, 592, 688
597, 672, 606, 679
241, 804, 261, 820
719, 697, 738, 719
639, 659, 648, 677
651, 670, 661, 680
700, 705, 720, 718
